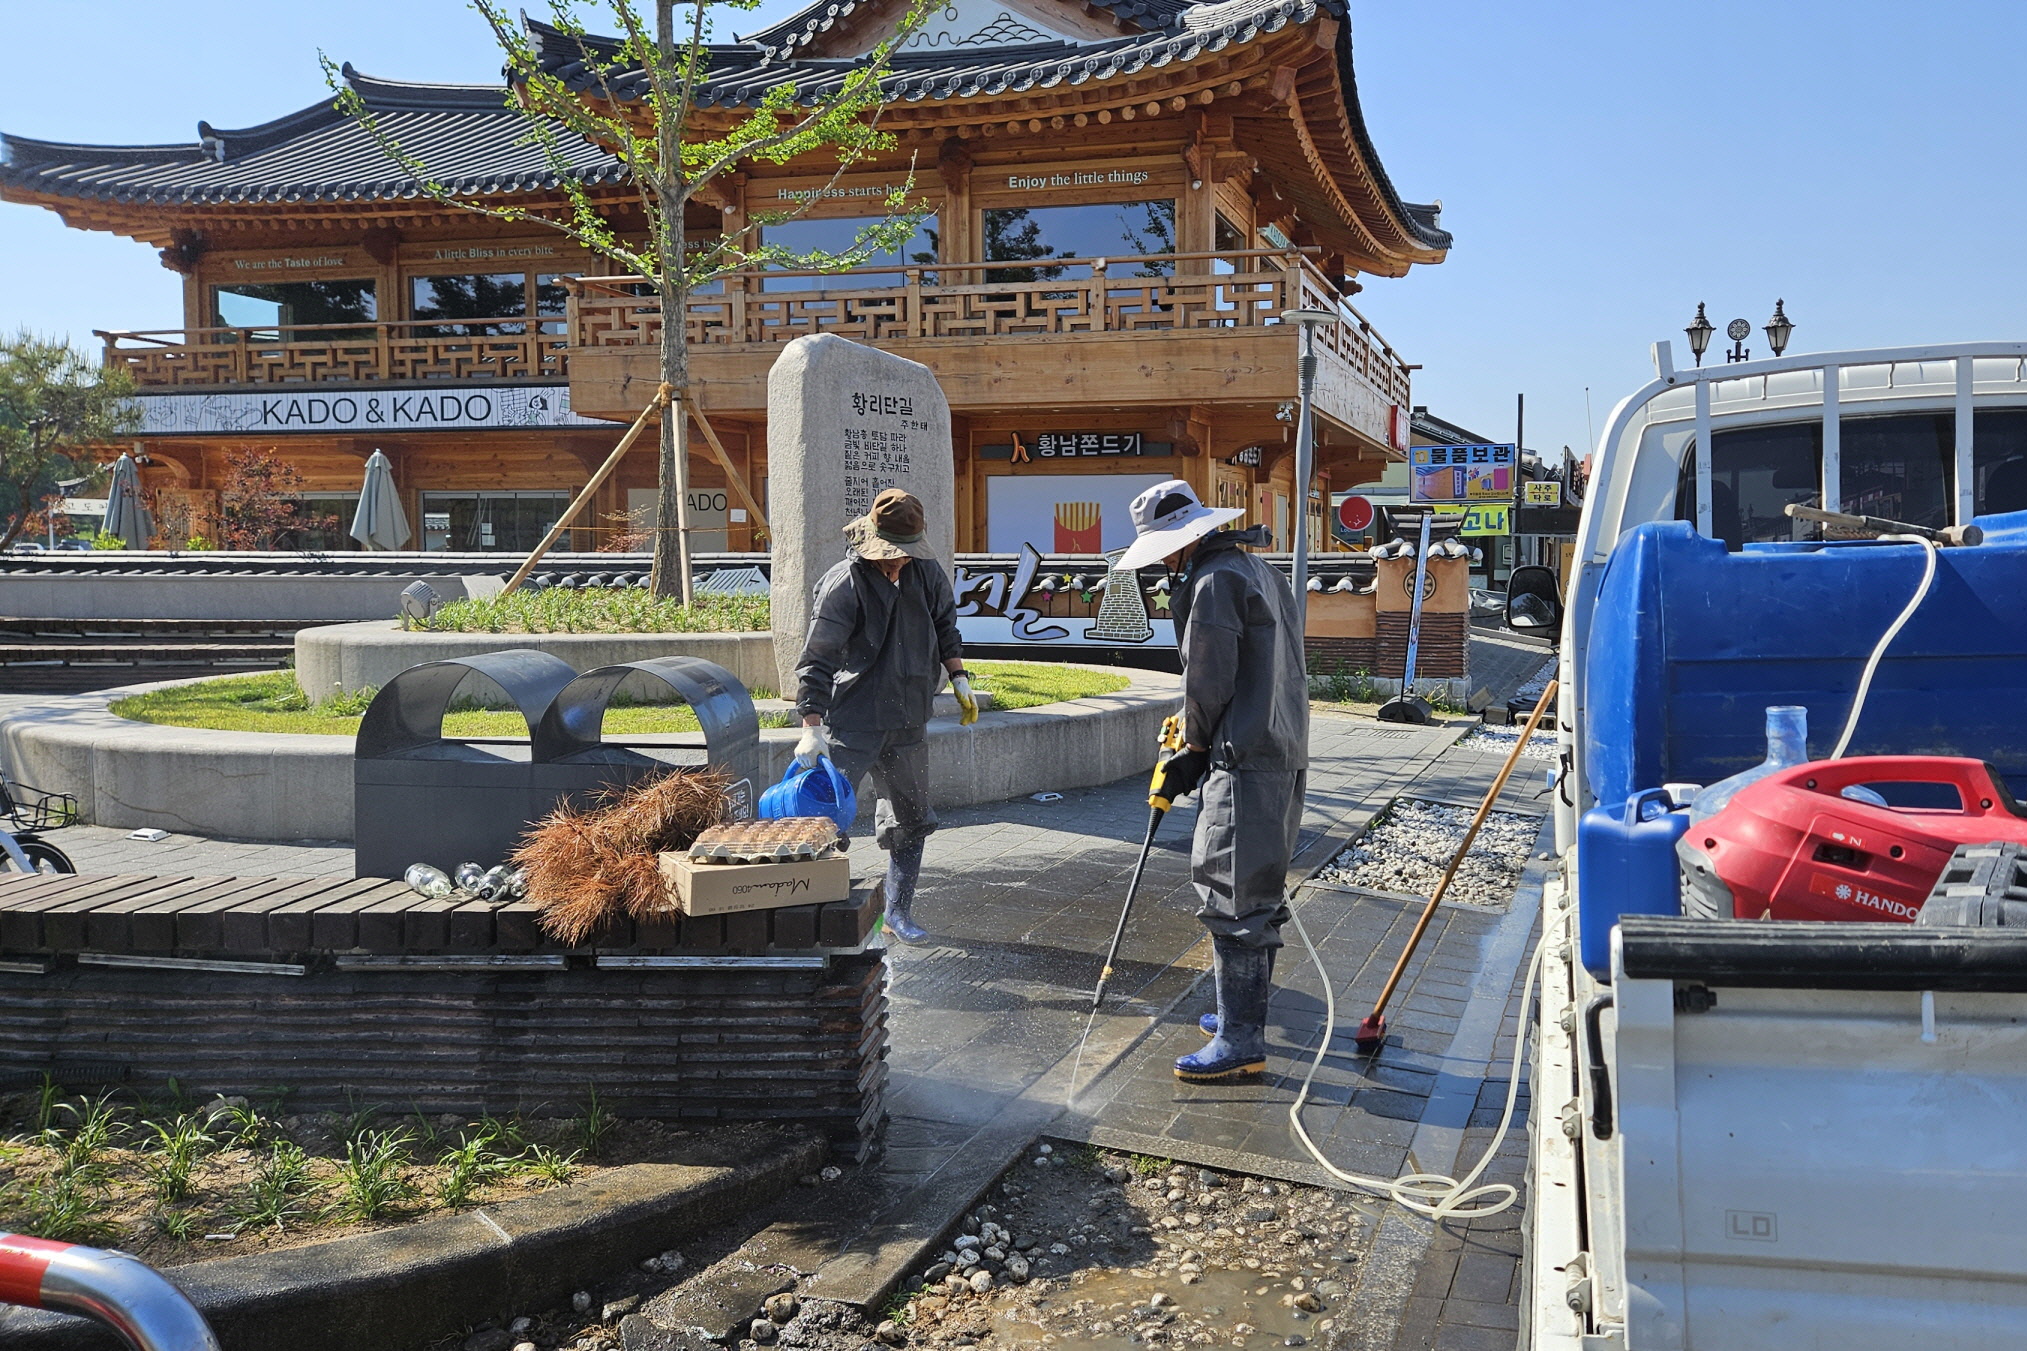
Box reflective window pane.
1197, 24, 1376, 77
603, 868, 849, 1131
982, 201, 1176, 282
1676, 422, 1821, 550
1839, 413, 1952, 530
758, 215, 939, 290
411, 273, 529, 335
1974, 409, 2027, 516
213, 280, 377, 338
535, 274, 573, 335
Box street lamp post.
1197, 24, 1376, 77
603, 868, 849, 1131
1281, 307, 1338, 627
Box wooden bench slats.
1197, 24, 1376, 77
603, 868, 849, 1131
88, 876, 239, 950
0, 874, 882, 955
129, 876, 277, 951
311, 881, 420, 951
220, 878, 363, 952
264, 878, 390, 950
46, 877, 199, 950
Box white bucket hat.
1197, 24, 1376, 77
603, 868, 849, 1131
1114, 479, 1244, 572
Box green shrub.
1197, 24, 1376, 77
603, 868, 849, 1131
427, 588, 769, 634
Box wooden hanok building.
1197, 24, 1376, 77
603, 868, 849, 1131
0, 0, 1448, 558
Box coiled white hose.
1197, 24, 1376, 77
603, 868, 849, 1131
1828, 534, 1938, 760
1282, 885, 1572, 1223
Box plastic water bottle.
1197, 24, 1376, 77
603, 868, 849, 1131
1690, 706, 1809, 824
404, 863, 453, 898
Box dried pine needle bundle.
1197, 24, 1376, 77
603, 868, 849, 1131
512, 768, 733, 942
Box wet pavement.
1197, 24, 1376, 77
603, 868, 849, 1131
0, 632, 1553, 1349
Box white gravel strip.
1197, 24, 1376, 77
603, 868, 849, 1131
1316, 798, 1540, 909
1459, 721, 1560, 764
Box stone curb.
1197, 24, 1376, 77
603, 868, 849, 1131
295, 621, 780, 699
0, 1125, 827, 1351
0, 667, 1180, 842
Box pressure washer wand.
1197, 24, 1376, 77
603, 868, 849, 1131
1090, 715, 1188, 1013
1352, 679, 1560, 1051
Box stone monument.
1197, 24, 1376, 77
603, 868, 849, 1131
767, 334, 955, 695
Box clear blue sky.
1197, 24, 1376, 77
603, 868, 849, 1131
3, 1, 2024, 460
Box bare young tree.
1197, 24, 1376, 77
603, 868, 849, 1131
329, 0, 926, 601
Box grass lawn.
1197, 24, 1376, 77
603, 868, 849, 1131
110, 662, 1132, 736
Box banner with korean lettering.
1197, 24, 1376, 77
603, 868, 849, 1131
1410, 443, 1517, 503
1433, 502, 1511, 536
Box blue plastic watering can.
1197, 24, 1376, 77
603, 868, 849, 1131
758, 754, 857, 832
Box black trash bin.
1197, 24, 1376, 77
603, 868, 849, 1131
354, 651, 762, 879
353, 651, 578, 880
534, 655, 762, 821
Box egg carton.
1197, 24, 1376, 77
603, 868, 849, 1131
689, 816, 841, 864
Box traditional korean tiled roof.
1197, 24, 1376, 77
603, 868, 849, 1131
0, 69, 624, 208
526, 0, 1450, 256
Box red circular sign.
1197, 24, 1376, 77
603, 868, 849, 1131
1337, 495, 1374, 532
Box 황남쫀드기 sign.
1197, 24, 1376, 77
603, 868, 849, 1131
1411, 443, 1517, 503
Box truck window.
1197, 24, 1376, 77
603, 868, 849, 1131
1676, 413, 1959, 546
1974, 409, 2027, 515
1675, 422, 1821, 550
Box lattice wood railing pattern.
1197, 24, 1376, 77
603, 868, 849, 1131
99, 320, 568, 388
573, 250, 1412, 409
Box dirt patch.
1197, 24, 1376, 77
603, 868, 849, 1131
884, 1143, 1376, 1351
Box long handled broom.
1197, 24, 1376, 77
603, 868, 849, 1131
1351, 678, 1560, 1051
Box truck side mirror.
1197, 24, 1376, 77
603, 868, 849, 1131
1506, 565, 1563, 635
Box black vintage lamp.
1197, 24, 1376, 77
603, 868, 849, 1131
1764, 299, 1794, 357
1684, 303, 1715, 367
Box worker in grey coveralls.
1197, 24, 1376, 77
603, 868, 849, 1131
793, 488, 978, 945
1122, 479, 1309, 1083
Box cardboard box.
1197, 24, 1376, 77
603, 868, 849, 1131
658, 852, 852, 916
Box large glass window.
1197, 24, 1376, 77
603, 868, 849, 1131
1674, 413, 1958, 548
1675, 422, 1821, 550
758, 215, 939, 290
1840, 414, 1952, 530
1974, 409, 2027, 516
420, 492, 573, 552
213, 279, 377, 338
982, 200, 1177, 282
412, 273, 533, 335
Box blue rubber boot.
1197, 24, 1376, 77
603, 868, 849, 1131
1200, 945, 1276, 1037
1176, 939, 1270, 1082
883, 838, 929, 945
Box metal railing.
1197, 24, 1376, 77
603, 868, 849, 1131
98, 317, 567, 388
0, 1233, 220, 1350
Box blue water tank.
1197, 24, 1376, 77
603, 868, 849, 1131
1577, 787, 1690, 977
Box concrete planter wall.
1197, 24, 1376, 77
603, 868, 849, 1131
296, 622, 780, 698
0, 669, 1179, 843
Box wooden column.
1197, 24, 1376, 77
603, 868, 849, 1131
937, 139, 974, 268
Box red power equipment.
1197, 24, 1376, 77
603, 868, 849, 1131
1677, 756, 2027, 922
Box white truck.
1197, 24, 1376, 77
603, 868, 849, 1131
1524, 340, 2027, 1349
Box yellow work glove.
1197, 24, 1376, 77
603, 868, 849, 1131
951, 674, 979, 726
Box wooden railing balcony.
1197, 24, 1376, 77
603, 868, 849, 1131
569, 249, 1413, 412
97, 319, 568, 388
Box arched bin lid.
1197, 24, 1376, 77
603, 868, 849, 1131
355, 650, 579, 760
533, 655, 760, 811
